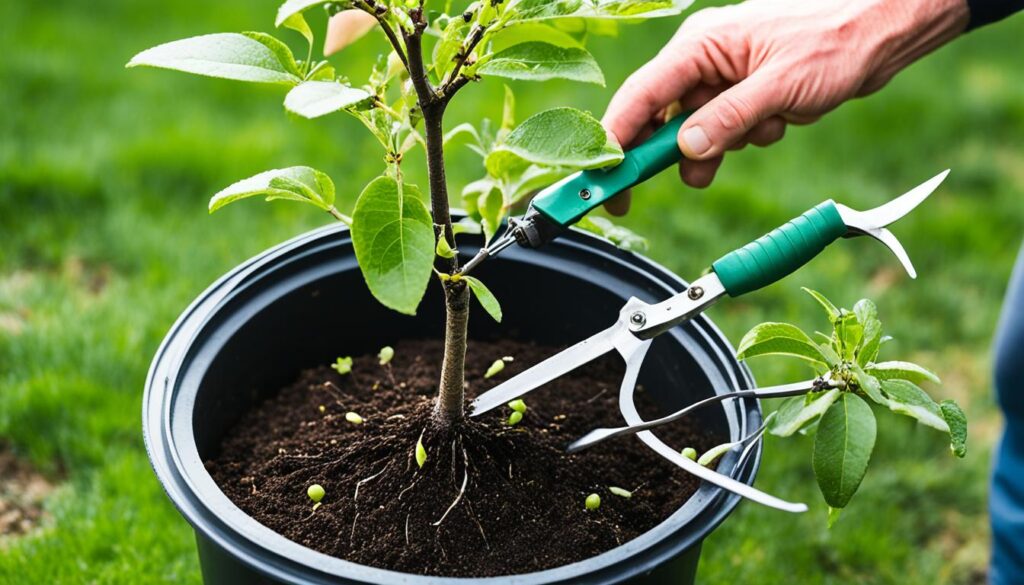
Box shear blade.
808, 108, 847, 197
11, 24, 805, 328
468, 324, 620, 416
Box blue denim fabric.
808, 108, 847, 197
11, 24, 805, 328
992, 243, 1024, 585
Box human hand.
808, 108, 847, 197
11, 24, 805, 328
602, 0, 969, 213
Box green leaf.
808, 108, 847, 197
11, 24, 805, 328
940, 400, 968, 458
351, 176, 434, 315
463, 276, 503, 323
850, 364, 886, 405
812, 393, 876, 509
835, 310, 863, 360
452, 217, 482, 235
127, 32, 302, 85
415, 434, 427, 468
866, 361, 941, 384
576, 216, 648, 252
856, 304, 883, 367
881, 379, 948, 431
489, 23, 585, 51
735, 322, 829, 366
281, 12, 314, 46
801, 287, 840, 322
284, 81, 373, 119
209, 166, 335, 212
477, 186, 504, 244
770, 388, 840, 437
432, 17, 469, 79
501, 85, 516, 134
508, 0, 693, 22
435, 235, 457, 259
276, 0, 332, 27
485, 107, 623, 176
478, 42, 604, 85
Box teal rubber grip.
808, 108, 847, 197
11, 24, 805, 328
531, 114, 689, 227
712, 200, 847, 296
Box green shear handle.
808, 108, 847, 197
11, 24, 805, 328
530, 114, 690, 226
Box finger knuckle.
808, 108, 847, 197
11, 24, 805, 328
715, 93, 758, 131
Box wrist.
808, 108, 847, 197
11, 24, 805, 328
863, 0, 969, 83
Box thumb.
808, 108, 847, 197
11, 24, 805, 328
678, 72, 784, 160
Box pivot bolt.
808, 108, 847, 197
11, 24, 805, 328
687, 286, 704, 300
629, 311, 647, 327
579, 188, 592, 200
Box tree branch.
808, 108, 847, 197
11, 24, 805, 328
358, 0, 409, 70
442, 24, 485, 95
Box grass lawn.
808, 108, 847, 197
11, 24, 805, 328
2, 0, 1022, 583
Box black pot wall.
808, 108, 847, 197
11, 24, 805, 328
144, 218, 759, 585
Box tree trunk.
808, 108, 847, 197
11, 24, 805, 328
435, 282, 469, 424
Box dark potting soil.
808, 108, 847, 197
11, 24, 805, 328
207, 339, 722, 577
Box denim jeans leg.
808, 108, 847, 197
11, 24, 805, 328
991, 242, 1024, 585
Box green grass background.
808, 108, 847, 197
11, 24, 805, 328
2, 0, 1022, 583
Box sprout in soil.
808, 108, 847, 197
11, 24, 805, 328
331, 356, 353, 375
507, 399, 527, 414
484, 359, 505, 379
507, 410, 523, 426
609, 486, 632, 499
680, 447, 697, 461
585, 493, 601, 511
378, 346, 394, 366
307, 483, 325, 503
345, 412, 364, 425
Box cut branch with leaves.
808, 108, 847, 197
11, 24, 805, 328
734, 288, 968, 524
127, 0, 693, 425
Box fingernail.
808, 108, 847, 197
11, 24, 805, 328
682, 126, 711, 156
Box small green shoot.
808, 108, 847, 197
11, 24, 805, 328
680, 447, 697, 461
609, 486, 632, 499
378, 346, 394, 366
345, 412, 364, 425
507, 411, 523, 426
585, 493, 601, 511
697, 443, 734, 467
507, 399, 527, 413
307, 484, 325, 503
331, 356, 353, 375
484, 359, 505, 378
415, 432, 427, 468
736, 289, 968, 521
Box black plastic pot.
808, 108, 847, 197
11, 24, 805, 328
143, 217, 760, 585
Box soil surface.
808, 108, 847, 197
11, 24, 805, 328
0, 444, 56, 541
207, 339, 721, 577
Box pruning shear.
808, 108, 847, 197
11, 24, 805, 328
461, 114, 701, 273
467, 135, 949, 511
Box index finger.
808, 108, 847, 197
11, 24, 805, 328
602, 41, 704, 148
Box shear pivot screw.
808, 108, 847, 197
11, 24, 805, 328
629, 311, 646, 327
579, 188, 592, 200
687, 286, 704, 300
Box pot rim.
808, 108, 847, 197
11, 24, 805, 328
143, 219, 759, 585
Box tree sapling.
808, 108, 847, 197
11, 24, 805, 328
127, 0, 674, 428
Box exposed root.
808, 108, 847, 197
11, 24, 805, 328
432, 444, 469, 527
398, 476, 421, 501
586, 388, 608, 403
350, 512, 360, 543
405, 514, 411, 546
464, 498, 490, 550
354, 461, 393, 502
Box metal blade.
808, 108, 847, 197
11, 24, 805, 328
568, 377, 824, 453
468, 323, 621, 416
861, 169, 949, 229
614, 339, 808, 513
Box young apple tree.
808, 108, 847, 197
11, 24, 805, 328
128, 0, 687, 425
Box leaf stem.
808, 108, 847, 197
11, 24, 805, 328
327, 206, 352, 225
